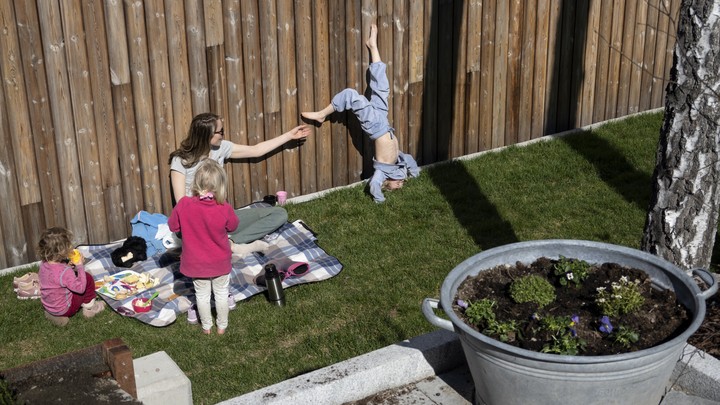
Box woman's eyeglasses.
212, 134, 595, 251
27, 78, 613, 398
215, 128, 225, 136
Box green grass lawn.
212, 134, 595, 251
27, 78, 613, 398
2, 111, 706, 404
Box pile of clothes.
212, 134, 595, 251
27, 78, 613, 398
14, 272, 40, 299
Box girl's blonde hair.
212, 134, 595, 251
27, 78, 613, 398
37, 227, 74, 263
191, 159, 228, 204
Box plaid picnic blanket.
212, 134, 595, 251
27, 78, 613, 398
78, 219, 343, 327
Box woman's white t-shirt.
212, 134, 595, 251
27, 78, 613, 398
170, 140, 233, 197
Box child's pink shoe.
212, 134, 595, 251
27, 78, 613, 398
13, 272, 39, 291
82, 300, 106, 318
16, 280, 41, 300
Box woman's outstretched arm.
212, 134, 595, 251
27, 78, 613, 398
229, 124, 310, 159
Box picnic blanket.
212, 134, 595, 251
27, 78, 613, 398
78, 219, 343, 327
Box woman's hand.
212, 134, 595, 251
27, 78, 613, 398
286, 124, 310, 140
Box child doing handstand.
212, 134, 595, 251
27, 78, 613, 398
38, 227, 105, 327
302, 24, 419, 203
168, 159, 240, 335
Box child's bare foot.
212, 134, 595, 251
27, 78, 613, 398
300, 111, 327, 124
202, 328, 212, 335
366, 24, 378, 50
217, 328, 226, 335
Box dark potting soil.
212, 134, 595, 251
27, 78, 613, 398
453, 257, 692, 356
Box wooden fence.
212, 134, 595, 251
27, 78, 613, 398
0, 0, 681, 267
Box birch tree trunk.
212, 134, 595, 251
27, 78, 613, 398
641, 0, 720, 271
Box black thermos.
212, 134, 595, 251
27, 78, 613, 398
264, 263, 285, 306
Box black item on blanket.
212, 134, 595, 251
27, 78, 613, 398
111, 236, 148, 267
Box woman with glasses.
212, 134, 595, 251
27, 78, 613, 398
169, 112, 310, 256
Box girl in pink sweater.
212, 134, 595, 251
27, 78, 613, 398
38, 227, 105, 327
168, 159, 239, 335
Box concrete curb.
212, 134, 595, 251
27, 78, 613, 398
217, 330, 464, 405
220, 329, 720, 405
672, 344, 720, 402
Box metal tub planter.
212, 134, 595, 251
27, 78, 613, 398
422, 240, 717, 405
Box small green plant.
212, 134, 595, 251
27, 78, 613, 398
463, 298, 497, 326
612, 325, 640, 348
485, 320, 520, 343
0, 377, 16, 404
540, 314, 586, 355
595, 276, 645, 316
509, 274, 556, 307
553, 256, 590, 287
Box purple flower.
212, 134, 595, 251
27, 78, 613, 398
457, 299, 468, 309
599, 316, 613, 334
569, 315, 579, 337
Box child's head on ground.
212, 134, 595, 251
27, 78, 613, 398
37, 227, 74, 263
191, 159, 228, 204
382, 179, 405, 191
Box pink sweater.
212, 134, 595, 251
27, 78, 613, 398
39, 261, 88, 315
168, 196, 239, 278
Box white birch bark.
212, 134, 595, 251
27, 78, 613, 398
642, 0, 720, 271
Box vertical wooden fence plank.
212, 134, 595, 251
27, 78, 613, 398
543, 0, 562, 135
627, 0, 647, 114
222, 0, 252, 206
345, 0, 364, 181
616, 0, 636, 116
277, 0, 302, 196
21, 204, 44, 262
393, 0, 409, 156
144, 0, 178, 215
14, 0, 66, 229
241, 0, 269, 201
579, 0, 600, 127
422, 0, 438, 163
165, 1, 193, 147
294, 0, 317, 195
449, 0, 467, 157
37, 0, 88, 242
504, 0, 522, 146
125, 0, 162, 213
361, 0, 378, 175
0, 75, 26, 266
83, 0, 126, 240
517, 0, 536, 143
593, 0, 614, 123
651, 0, 671, 108
478, 0, 494, 151
203, 0, 223, 47
531, 0, 550, 139
104, 0, 130, 85
556, 1, 575, 132
328, 0, 348, 187
0, 0, 41, 206
492, 0, 508, 147
312, 0, 332, 191
185, 0, 209, 114
464, 0, 480, 153
207, 44, 232, 201
639, 0, 659, 111
258, 0, 283, 197
113, 84, 144, 219
605, 0, 626, 120
407, 0, 424, 159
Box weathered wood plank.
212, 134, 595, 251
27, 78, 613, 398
593, 0, 614, 123
203, 0, 223, 47
393, 0, 409, 156
294, 0, 317, 195
113, 84, 144, 219
421, 0, 438, 164
504, 0, 522, 146
165, 0, 193, 147
240, 0, 269, 201
628, 0, 647, 114
639, 0, 659, 111
277, 0, 302, 197
531, 0, 550, 139
556, 0, 576, 132
478, 0, 495, 152
579, 0, 600, 126
223, 0, 252, 206
328, 0, 348, 187
407, 0, 424, 159
518, 0, 536, 143
60, 0, 109, 243
450, 0, 467, 157
605, 0, 626, 120
543, 0, 562, 135
104, 0, 130, 85
13, 0, 66, 228
82, 0, 126, 240
21, 203, 45, 262
651, 0, 671, 108
312, 0, 332, 191
37, 0, 87, 242
144, 0, 178, 215
0, 0, 41, 205
345, 0, 364, 181
124, 0, 162, 214
492, 0, 508, 147
185, 0, 209, 114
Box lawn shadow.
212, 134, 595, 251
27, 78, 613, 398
425, 161, 518, 250
560, 131, 652, 211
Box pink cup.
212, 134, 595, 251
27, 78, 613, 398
276, 191, 287, 205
